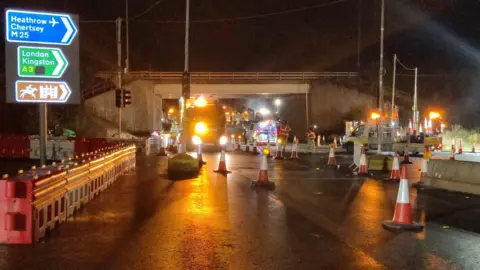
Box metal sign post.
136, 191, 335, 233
4, 9, 80, 164
116, 18, 123, 137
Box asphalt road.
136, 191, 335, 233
1, 152, 480, 269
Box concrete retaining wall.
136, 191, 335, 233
421, 159, 480, 195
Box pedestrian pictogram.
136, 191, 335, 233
15, 81, 71, 103
18, 46, 68, 78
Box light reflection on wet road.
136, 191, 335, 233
0, 152, 479, 269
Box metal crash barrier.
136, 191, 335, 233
0, 144, 136, 244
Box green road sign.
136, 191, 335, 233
17, 46, 68, 78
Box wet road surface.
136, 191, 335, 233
1, 152, 480, 269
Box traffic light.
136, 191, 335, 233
123, 89, 132, 107
115, 89, 122, 108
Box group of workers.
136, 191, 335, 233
276, 121, 320, 155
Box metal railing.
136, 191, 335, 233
96, 71, 358, 81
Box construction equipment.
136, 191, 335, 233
343, 111, 442, 155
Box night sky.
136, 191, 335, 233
1, 0, 480, 131
1, 0, 478, 73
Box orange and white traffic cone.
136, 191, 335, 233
274, 143, 284, 160
450, 147, 455, 160
408, 119, 413, 134
327, 146, 336, 166
214, 149, 231, 174
401, 151, 412, 165
317, 136, 321, 147
390, 153, 400, 181
451, 138, 456, 154
382, 167, 424, 231
458, 139, 463, 154
333, 137, 338, 149
290, 136, 299, 159
358, 145, 368, 175
245, 141, 250, 152
157, 136, 167, 156
251, 149, 275, 189
252, 141, 259, 155
472, 140, 476, 153
236, 137, 242, 151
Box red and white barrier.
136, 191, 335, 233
0, 145, 136, 244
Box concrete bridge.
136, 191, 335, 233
83, 71, 411, 135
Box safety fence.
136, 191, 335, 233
0, 144, 136, 244
0, 135, 122, 160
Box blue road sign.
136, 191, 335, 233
5, 9, 77, 45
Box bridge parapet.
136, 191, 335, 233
96, 71, 358, 82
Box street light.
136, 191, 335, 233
274, 99, 281, 114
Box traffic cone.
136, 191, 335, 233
408, 119, 413, 134
333, 137, 338, 149
290, 136, 299, 159
317, 136, 321, 147
451, 138, 456, 153
322, 136, 326, 145
252, 141, 259, 155
251, 149, 275, 189
157, 145, 167, 156
358, 145, 368, 175
450, 147, 455, 160
273, 143, 283, 160
472, 140, 476, 153
235, 137, 242, 151
382, 167, 424, 231
327, 146, 336, 166
390, 153, 400, 181
458, 139, 463, 154
401, 151, 412, 164
214, 149, 231, 174
245, 141, 250, 152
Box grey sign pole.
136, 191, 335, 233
39, 104, 47, 165
116, 17, 123, 137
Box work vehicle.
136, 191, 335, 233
248, 119, 279, 146
186, 96, 227, 150
343, 118, 442, 155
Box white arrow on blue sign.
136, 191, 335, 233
5, 9, 77, 46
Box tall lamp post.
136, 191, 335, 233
377, 0, 385, 154
179, 0, 190, 153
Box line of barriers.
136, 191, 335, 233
0, 144, 136, 244
0, 135, 122, 160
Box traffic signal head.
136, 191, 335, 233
123, 90, 132, 107
115, 89, 122, 108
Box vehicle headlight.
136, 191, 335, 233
219, 136, 228, 145
192, 135, 202, 145
194, 122, 207, 135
